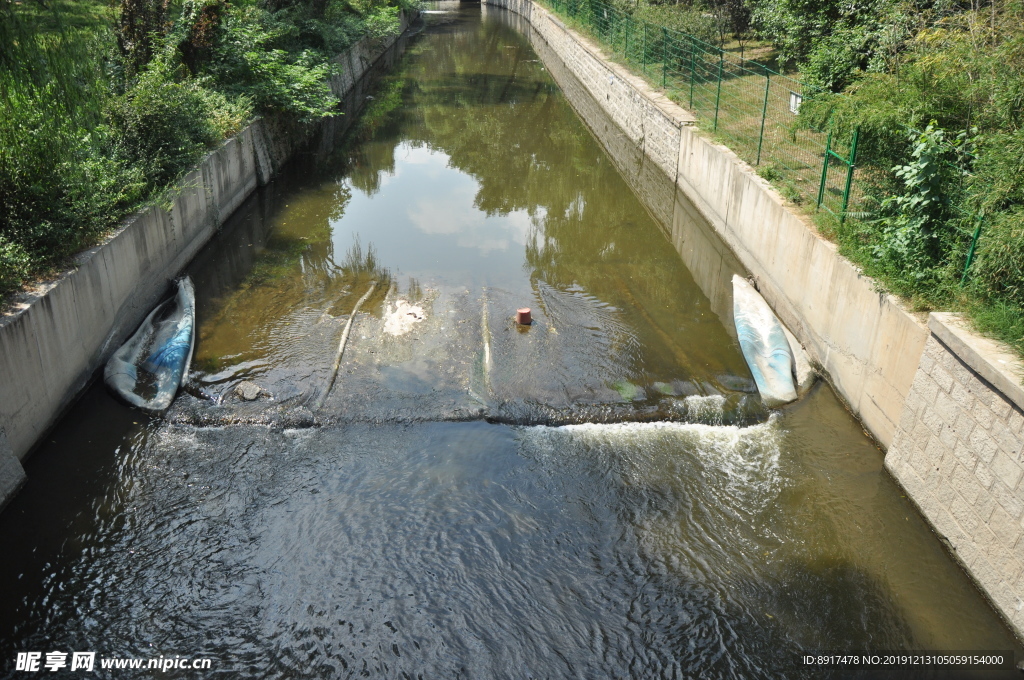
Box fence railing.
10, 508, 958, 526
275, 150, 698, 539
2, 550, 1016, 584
544, 0, 863, 220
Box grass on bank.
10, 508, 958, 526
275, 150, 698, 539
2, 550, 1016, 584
8, 0, 114, 31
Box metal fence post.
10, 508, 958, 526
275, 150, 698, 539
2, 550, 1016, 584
839, 127, 859, 223
642, 23, 647, 73
661, 27, 668, 88
756, 73, 769, 165
713, 50, 723, 131
961, 218, 983, 285
817, 132, 833, 209
688, 36, 696, 109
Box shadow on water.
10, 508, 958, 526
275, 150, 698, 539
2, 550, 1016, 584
1, 5, 1023, 679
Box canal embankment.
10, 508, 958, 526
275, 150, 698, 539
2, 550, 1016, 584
484, 0, 1024, 639
0, 11, 419, 510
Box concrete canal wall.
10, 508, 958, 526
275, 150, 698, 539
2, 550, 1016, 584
484, 0, 1024, 638
0, 13, 417, 510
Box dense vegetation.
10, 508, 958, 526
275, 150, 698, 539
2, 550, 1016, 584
599, 0, 1023, 351
787, 0, 1024, 352
0, 0, 411, 295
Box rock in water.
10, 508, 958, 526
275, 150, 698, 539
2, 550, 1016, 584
236, 381, 263, 401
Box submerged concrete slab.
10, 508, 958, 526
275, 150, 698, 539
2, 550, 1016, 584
166, 277, 767, 430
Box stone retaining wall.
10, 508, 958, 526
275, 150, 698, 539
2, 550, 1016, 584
0, 13, 417, 510
887, 314, 1024, 634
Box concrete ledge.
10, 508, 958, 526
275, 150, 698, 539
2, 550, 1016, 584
930, 312, 1024, 413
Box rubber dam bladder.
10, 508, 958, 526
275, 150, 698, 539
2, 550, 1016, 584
1, 4, 1022, 677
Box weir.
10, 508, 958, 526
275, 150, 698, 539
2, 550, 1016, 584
1, 4, 1023, 675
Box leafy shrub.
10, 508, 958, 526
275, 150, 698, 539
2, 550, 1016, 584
0, 20, 134, 288
208, 5, 340, 122
363, 5, 400, 41
107, 63, 220, 186
633, 5, 718, 46
197, 84, 254, 139
749, 0, 841, 65
802, 28, 865, 93
867, 124, 971, 283
0, 238, 31, 294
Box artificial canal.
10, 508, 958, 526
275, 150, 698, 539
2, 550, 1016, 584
1, 5, 1023, 678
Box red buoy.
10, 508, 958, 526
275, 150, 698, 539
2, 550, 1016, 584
516, 308, 532, 325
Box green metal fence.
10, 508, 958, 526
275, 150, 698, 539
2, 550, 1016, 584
544, 0, 862, 220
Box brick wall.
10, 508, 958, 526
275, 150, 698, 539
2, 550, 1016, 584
887, 315, 1024, 634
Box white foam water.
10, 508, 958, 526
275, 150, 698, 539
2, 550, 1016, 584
517, 417, 785, 509
682, 394, 727, 426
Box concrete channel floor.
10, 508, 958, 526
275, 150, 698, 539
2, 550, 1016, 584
169, 280, 765, 430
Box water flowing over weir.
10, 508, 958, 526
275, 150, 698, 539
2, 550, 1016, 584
2, 5, 1024, 678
